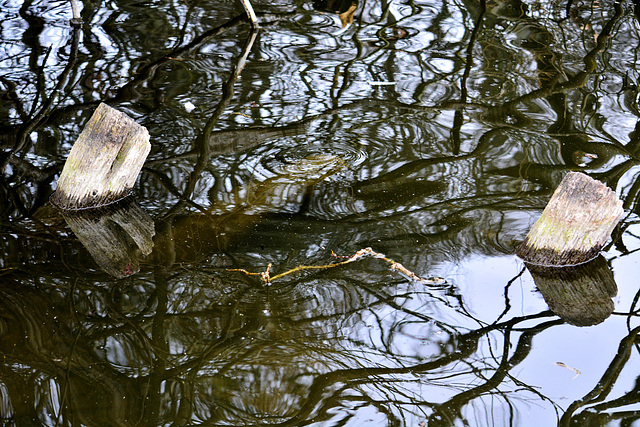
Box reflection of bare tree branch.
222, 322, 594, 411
560, 326, 640, 426
451, 0, 485, 155
0, 21, 80, 218
276, 312, 556, 426
91, 15, 242, 110
147, 98, 447, 165
493, 265, 527, 324
45, 11, 283, 125
504, 1, 623, 112
160, 29, 258, 219
429, 319, 562, 426
0, 282, 147, 425
9, 25, 80, 157
3, 2, 640, 425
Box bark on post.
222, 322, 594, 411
516, 172, 623, 266
51, 103, 151, 210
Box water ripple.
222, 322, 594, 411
259, 141, 367, 177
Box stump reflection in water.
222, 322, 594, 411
527, 256, 618, 326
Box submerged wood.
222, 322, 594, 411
516, 172, 623, 266
51, 103, 151, 210
62, 197, 155, 278
527, 256, 617, 326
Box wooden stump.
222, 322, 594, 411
516, 172, 623, 266
51, 103, 151, 210
527, 256, 617, 326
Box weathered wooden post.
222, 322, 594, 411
51, 103, 153, 278
51, 103, 151, 210
516, 172, 623, 266
517, 172, 623, 326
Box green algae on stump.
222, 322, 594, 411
516, 172, 623, 266
51, 103, 151, 210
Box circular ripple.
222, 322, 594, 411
259, 142, 367, 178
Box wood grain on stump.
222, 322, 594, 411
51, 103, 150, 210
516, 172, 623, 266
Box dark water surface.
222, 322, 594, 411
2, 0, 640, 425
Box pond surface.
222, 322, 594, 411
2, 0, 640, 425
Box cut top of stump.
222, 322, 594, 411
516, 172, 623, 267
51, 103, 151, 210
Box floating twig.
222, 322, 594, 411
555, 361, 581, 379
240, 0, 260, 28
229, 247, 446, 286
69, 0, 81, 23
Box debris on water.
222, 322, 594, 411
555, 361, 581, 379
230, 247, 446, 286
184, 101, 196, 112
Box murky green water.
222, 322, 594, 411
2, 0, 640, 425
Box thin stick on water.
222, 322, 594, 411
69, 0, 81, 22
239, 0, 259, 28
229, 247, 446, 286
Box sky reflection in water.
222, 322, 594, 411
1, 0, 640, 425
